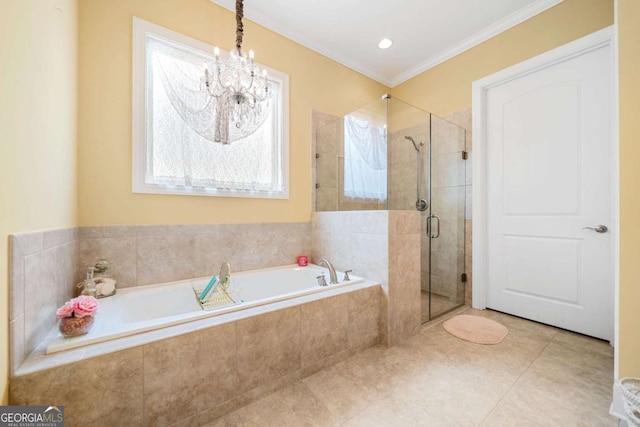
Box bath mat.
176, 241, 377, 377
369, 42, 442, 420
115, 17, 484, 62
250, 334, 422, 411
442, 315, 508, 345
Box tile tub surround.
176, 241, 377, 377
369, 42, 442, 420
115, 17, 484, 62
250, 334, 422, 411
311, 210, 422, 347
9, 229, 78, 376
9, 222, 312, 375
10, 284, 381, 427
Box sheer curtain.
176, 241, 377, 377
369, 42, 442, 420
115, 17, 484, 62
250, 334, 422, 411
145, 36, 282, 193
343, 114, 387, 200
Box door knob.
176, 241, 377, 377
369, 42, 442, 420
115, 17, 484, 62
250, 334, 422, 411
582, 225, 608, 233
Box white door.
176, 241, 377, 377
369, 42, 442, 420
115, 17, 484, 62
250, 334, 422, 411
475, 29, 615, 341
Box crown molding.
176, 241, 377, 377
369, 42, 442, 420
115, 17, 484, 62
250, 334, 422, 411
390, 0, 565, 87
209, 0, 565, 88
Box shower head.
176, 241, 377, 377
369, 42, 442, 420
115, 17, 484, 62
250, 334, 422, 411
404, 135, 423, 152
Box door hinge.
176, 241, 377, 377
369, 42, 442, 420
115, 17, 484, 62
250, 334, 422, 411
461, 273, 468, 283
462, 151, 468, 160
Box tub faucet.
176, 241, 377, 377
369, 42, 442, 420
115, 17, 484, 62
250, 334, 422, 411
317, 258, 338, 284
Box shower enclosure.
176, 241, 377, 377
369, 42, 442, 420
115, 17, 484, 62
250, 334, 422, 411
315, 95, 467, 322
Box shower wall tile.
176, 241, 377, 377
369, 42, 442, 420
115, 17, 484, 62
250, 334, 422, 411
313, 110, 342, 212
431, 115, 466, 154
337, 197, 384, 211
317, 187, 338, 212
317, 153, 338, 188
391, 210, 421, 235
432, 152, 466, 189
466, 184, 473, 220
466, 149, 473, 186
388, 278, 421, 346
465, 254, 473, 306
389, 232, 421, 285
388, 211, 421, 344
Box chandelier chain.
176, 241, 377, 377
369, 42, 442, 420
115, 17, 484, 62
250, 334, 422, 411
235, 0, 244, 52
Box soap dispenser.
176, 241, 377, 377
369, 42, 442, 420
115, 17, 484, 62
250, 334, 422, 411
80, 266, 97, 298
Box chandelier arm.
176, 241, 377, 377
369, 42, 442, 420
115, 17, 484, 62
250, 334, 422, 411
235, 0, 244, 53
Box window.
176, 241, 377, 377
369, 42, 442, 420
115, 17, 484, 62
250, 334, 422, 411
343, 114, 387, 200
132, 18, 289, 198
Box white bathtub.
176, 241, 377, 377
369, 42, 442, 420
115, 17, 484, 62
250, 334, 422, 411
46, 264, 363, 354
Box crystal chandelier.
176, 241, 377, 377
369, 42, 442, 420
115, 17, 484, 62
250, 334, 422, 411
203, 0, 271, 145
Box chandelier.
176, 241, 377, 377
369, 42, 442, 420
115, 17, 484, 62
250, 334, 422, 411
203, 0, 271, 144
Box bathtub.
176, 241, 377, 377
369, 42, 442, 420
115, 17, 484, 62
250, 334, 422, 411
46, 264, 363, 354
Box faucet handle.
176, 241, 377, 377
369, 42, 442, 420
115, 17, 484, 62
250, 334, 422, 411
343, 270, 352, 282
316, 274, 328, 287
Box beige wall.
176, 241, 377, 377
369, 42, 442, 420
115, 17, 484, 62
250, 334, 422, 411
0, 0, 79, 403
617, 0, 640, 378
390, 0, 614, 116
77, 0, 387, 226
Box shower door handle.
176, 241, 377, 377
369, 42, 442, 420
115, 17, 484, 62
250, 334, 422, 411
427, 214, 440, 239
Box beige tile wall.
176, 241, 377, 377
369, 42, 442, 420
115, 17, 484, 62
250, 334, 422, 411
313, 110, 387, 212
76, 223, 312, 287
313, 111, 341, 212
10, 285, 381, 426
315, 106, 472, 316
388, 121, 429, 211
311, 210, 421, 346
9, 229, 78, 376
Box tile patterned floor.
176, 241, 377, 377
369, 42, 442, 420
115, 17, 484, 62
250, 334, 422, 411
206, 308, 616, 427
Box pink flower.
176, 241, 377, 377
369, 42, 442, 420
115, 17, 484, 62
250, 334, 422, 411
56, 300, 75, 319
73, 295, 98, 318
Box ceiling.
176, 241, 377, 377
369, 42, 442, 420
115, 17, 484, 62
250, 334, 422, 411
209, 0, 564, 87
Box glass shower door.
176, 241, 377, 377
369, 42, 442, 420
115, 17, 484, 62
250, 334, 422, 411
427, 114, 467, 320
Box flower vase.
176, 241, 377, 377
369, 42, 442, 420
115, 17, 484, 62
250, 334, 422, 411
59, 315, 95, 337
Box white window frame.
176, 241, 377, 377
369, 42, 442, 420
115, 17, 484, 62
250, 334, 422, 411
132, 17, 289, 199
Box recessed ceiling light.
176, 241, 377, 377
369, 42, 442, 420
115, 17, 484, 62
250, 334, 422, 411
378, 38, 393, 49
